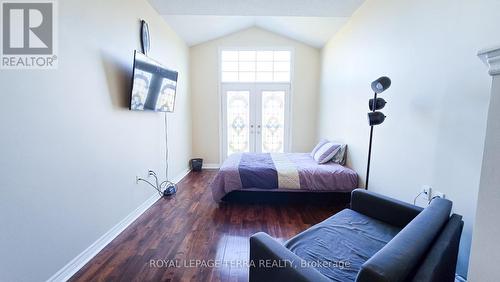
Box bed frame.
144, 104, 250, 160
220, 190, 351, 205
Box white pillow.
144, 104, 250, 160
313, 142, 341, 164
310, 139, 328, 158
331, 143, 347, 165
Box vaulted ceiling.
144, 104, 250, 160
148, 0, 365, 48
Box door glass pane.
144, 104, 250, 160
227, 91, 250, 156
261, 91, 285, 153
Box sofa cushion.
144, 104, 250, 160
284, 209, 401, 281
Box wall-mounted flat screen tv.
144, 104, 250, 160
130, 50, 178, 112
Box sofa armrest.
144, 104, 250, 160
250, 232, 330, 282
412, 214, 463, 282
356, 198, 453, 282
351, 189, 423, 228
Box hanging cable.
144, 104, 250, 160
136, 113, 176, 197
159, 112, 176, 191
164, 112, 169, 181
413, 191, 425, 205
137, 177, 163, 197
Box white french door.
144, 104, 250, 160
221, 83, 290, 159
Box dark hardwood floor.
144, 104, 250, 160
70, 170, 347, 282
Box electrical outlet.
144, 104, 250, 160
433, 191, 446, 199
421, 185, 432, 202
136, 170, 154, 184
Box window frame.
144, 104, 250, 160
217, 47, 295, 165
219, 47, 294, 83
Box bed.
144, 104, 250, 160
210, 152, 358, 202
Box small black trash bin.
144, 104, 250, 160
190, 158, 203, 172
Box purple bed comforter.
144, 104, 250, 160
210, 153, 358, 202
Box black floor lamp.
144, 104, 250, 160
365, 76, 391, 189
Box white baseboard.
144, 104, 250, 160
46, 168, 191, 282
171, 168, 191, 183
202, 163, 220, 169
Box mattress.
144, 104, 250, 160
210, 153, 358, 202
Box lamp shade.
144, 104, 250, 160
371, 76, 391, 93
369, 98, 387, 111
368, 111, 386, 126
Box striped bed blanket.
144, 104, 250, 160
210, 153, 358, 202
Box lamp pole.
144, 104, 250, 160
366, 76, 390, 190
365, 92, 378, 189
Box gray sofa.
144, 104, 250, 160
249, 189, 463, 282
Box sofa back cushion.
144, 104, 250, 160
351, 189, 423, 228
356, 198, 452, 282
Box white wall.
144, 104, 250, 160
469, 58, 500, 281
190, 27, 320, 164
317, 0, 500, 277
0, 1, 191, 281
